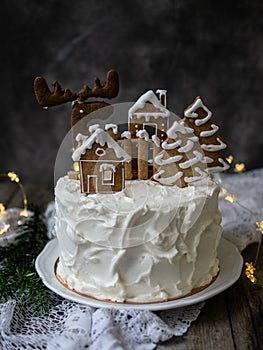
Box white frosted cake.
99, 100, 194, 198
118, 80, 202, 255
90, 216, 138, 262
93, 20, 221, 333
55, 176, 222, 302
33, 72, 229, 304
50, 88, 229, 303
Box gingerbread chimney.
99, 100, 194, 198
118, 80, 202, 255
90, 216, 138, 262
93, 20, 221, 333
105, 123, 118, 141
156, 89, 167, 108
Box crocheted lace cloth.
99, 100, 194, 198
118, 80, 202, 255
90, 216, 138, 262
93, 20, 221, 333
1, 168, 262, 350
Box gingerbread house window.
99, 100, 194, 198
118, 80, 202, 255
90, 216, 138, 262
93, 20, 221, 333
96, 148, 106, 157
143, 123, 157, 137
100, 163, 116, 185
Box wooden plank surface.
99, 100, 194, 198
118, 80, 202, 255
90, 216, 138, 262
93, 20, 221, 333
2, 184, 262, 349
158, 244, 263, 349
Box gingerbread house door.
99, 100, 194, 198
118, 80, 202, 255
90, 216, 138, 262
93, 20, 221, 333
87, 175, 98, 193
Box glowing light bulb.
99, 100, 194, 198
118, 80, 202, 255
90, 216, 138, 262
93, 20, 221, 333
0, 223, 10, 235
256, 221, 263, 234
225, 194, 237, 203
226, 155, 233, 164
20, 209, 29, 217
7, 171, 20, 182
73, 162, 80, 172
245, 262, 257, 284
234, 163, 245, 173
0, 203, 6, 216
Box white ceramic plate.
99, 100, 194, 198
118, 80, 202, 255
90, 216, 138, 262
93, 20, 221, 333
35, 237, 243, 311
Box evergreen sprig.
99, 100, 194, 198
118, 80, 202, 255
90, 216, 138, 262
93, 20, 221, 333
0, 207, 56, 315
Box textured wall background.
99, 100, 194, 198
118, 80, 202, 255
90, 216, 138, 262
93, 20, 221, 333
1, 0, 263, 186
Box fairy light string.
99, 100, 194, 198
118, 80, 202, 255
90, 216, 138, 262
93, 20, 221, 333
217, 156, 262, 285
0, 171, 29, 235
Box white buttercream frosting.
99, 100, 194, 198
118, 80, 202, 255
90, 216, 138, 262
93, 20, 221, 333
55, 177, 222, 303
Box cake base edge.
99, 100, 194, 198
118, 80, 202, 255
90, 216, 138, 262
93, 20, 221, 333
54, 258, 218, 304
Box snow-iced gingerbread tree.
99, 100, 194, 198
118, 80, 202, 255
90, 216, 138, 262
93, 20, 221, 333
183, 96, 230, 174
152, 121, 207, 187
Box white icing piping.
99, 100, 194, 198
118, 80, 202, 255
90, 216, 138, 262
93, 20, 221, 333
121, 131, 131, 139
99, 163, 116, 172
131, 114, 169, 122
167, 121, 194, 139
185, 98, 212, 126
179, 151, 203, 169
205, 158, 230, 174
154, 153, 183, 166
178, 140, 194, 153
195, 114, 211, 126
105, 123, 118, 134
88, 124, 100, 134
162, 140, 182, 150
152, 135, 160, 147
72, 129, 131, 162
188, 136, 199, 142
200, 124, 219, 137
128, 90, 170, 119
153, 169, 183, 185
156, 89, 167, 107
201, 156, 214, 164
75, 133, 89, 142
201, 138, 226, 152
184, 167, 207, 183
136, 129, 149, 141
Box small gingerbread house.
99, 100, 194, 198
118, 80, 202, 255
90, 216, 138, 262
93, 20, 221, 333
72, 127, 131, 194
128, 89, 170, 142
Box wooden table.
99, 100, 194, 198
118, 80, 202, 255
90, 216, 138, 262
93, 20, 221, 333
2, 182, 263, 350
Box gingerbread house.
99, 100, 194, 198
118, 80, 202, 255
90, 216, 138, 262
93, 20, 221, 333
121, 90, 170, 179
128, 90, 169, 141
72, 127, 131, 194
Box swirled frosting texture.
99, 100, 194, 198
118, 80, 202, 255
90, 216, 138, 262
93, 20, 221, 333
55, 176, 221, 302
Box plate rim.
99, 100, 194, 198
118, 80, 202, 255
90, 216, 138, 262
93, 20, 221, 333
35, 237, 243, 311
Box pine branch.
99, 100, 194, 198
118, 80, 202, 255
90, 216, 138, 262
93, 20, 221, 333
0, 207, 57, 315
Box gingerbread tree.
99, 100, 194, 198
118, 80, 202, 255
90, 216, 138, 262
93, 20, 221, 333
152, 121, 207, 187
183, 96, 230, 174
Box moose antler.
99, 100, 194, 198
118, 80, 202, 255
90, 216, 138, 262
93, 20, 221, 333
34, 77, 77, 107
77, 69, 119, 102
34, 69, 119, 107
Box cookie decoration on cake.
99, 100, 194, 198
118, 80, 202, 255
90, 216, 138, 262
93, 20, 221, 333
34, 70, 119, 143
128, 90, 169, 143
183, 96, 230, 174
34, 72, 230, 194
34, 77, 77, 107
152, 121, 207, 187
72, 126, 131, 193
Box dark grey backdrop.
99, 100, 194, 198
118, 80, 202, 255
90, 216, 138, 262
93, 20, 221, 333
1, 0, 263, 186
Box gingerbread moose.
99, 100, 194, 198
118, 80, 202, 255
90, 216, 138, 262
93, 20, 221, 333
34, 69, 119, 143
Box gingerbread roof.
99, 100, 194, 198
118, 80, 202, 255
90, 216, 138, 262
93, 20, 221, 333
72, 128, 131, 162
128, 90, 170, 119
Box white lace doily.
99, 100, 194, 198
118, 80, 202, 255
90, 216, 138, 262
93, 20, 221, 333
1, 168, 262, 349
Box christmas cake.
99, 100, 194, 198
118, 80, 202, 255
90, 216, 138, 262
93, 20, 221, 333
34, 71, 229, 303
